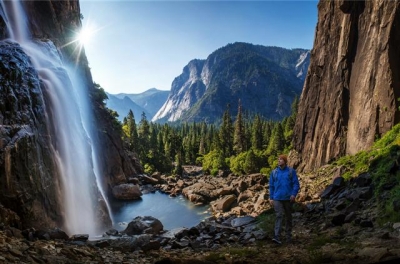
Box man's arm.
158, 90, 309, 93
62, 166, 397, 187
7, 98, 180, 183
269, 171, 275, 205
290, 169, 300, 201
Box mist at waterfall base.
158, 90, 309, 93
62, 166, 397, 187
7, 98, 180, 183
110, 192, 211, 231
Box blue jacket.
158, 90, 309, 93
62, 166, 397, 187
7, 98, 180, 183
269, 166, 300, 201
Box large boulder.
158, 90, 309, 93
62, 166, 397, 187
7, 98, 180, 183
112, 184, 142, 200
123, 216, 163, 235
211, 194, 237, 213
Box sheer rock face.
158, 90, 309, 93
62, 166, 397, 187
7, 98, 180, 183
0, 41, 62, 229
0, 0, 141, 229
292, 0, 400, 172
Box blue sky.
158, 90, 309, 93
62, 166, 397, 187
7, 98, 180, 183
79, 0, 318, 94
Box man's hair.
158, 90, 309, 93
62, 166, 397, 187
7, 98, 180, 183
278, 154, 288, 164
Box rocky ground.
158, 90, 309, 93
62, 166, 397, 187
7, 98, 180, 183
1, 215, 399, 264
1, 165, 400, 264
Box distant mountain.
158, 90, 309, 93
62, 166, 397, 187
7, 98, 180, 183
105, 93, 148, 122
152, 42, 310, 124
106, 88, 169, 121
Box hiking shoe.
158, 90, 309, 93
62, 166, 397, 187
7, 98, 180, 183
272, 237, 282, 245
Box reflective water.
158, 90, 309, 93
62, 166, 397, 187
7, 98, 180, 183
111, 192, 211, 231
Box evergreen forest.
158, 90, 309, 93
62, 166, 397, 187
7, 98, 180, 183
117, 96, 299, 177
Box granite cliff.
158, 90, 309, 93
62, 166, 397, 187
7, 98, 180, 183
292, 0, 400, 172
153, 42, 310, 124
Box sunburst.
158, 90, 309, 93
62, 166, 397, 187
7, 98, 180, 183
61, 18, 102, 65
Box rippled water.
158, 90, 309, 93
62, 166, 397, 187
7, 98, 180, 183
110, 192, 211, 231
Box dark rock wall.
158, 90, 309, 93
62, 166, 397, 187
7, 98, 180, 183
0, 0, 141, 230
0, 41, 62, 229
292, 0, 400, 172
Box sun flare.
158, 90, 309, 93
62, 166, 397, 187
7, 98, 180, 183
77, 27, 94, 46
60, 17, 104, 65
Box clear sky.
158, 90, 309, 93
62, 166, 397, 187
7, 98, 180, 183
79, 0, 318, 94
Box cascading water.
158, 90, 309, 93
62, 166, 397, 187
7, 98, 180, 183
0, 0, 112, 236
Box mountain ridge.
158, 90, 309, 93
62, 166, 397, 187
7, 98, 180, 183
152, 42, 310, 124
105, 88, 169, 121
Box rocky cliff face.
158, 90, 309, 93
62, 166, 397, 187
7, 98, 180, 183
153, 42, 310, 124
152, 59, 206, 122
0, 41, 62, 229
292, 0, 400, 172
0, 0, 141, 231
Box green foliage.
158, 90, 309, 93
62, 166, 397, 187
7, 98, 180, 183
256, 210, 275, 234
119, 95, 296, 176
203, 150, 226, 174
92, 82, 108, 106
260, 167, 271, 176
230, 152, 247, 175
330, 123, 400, 225
144, 163, 155, 175
122, 110, 138, 151
230, 149, 267, 175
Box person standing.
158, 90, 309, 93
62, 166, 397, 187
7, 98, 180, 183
269, 154, 300, 245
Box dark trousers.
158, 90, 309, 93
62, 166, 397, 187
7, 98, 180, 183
273, 200, 293, 239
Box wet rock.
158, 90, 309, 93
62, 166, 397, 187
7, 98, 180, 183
35, 228, 68, 240
123, 216, 163, 235
70, 234, 89, 242
112, 183, 143, 200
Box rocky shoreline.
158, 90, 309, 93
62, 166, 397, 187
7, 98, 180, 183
1, 166, 400, 263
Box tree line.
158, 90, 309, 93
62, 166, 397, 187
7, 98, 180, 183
119, 98, 298, 177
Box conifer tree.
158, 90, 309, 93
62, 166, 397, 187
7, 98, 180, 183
122, 109, 138, 151
244, 149, 257, 174
137, 112, 150, 162
199, 122, 207, 155
218, 106, 233, 158
267, 122, 285, 155
263, 121, 273, 149
251, 114, 263, 150
233, 100, 246, 154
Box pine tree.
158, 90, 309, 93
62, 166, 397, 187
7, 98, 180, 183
218, 106, 233, 158
233, 100, 246, 154
122, 109, 138, 151
244, 149, 257, 174
251, 114, 263, 150
267, 123, 285, 155
137, 112, 150, 163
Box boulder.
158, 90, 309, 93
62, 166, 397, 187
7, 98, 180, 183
112, 184, 142, 200
211, 195, 237, 213
123, 216, 163, 235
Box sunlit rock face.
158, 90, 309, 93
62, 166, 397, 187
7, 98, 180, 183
153, 42, 309, 124
292, 0, 400, 172
0, 0, 142, 232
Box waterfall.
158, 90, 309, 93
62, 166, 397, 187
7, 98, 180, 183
0, 0, 111, 236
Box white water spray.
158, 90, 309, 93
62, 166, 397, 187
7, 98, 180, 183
0, 0, 112, 236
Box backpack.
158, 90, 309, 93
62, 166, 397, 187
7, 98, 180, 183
272, 167, 293, 181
